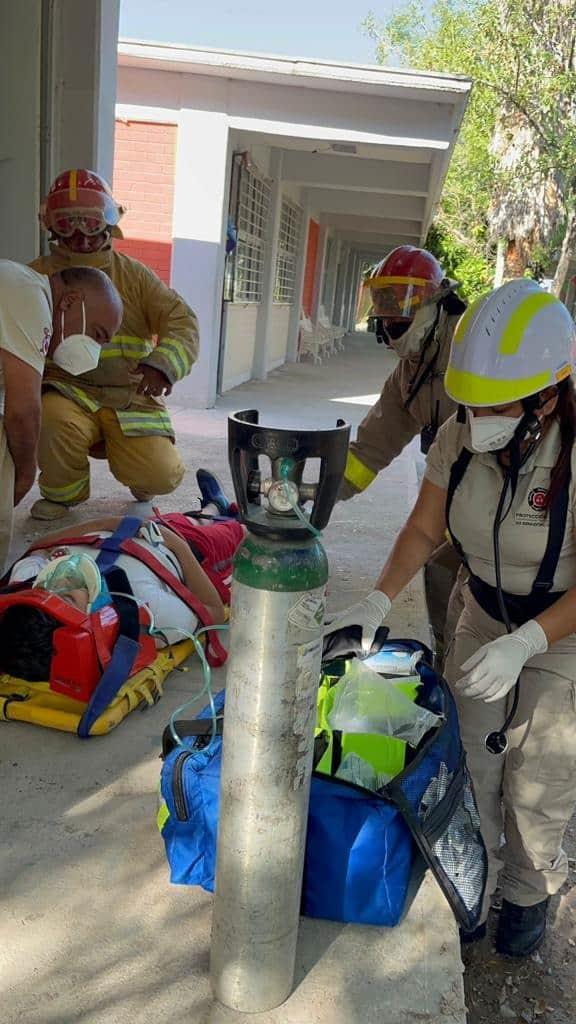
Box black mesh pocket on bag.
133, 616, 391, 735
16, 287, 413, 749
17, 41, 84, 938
386, 669, 487, 931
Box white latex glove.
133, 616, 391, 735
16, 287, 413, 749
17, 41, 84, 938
324, 590, 392, 654
456, 620, 548, 702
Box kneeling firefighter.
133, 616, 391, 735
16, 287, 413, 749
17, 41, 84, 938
327, 278, 576, 957
340, 245, 467, 664
29, 170, 200, 520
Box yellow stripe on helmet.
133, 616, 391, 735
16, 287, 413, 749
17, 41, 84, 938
363, 275, 431, 289
453, 294, 487, 345
444, 365, 551, 407
344, 451, 377, 492
499, 292, 557, 356
69, 169, 78, 201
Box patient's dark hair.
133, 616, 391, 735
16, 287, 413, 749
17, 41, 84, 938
0, 606, 58, 681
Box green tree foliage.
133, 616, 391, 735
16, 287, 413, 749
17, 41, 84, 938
364, 0, 498, 299
364, 0, 576, 298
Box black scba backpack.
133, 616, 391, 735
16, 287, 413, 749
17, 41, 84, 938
159, 630, 487, 932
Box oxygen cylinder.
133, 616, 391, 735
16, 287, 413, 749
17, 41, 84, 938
210, 410, 349, 1013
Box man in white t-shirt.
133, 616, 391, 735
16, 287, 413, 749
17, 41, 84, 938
0, 261, 122, 570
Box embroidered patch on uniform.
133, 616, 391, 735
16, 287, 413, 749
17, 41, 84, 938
515, 487, 548, 526
528, 488, 548, 511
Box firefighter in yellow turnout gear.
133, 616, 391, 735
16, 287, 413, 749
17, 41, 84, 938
29, 169, 199, 520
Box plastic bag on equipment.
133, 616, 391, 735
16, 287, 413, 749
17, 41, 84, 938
335, 753, 392, 791
327, 658, 442, 747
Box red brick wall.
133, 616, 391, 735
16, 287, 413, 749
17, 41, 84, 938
302, 219, 320, 317
112, 121, 177, 284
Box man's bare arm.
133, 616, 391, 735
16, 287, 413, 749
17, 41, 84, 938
1, 350, 42, 505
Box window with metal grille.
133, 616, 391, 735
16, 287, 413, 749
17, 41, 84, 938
233, 165, 271, 303
274, 198, 302, 304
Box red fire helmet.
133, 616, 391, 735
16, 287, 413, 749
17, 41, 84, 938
359, 246, 444, 323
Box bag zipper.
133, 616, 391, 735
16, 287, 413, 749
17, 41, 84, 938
173, 750, 193, 821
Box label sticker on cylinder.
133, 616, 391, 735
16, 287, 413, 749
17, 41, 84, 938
288, 591, 326, 631
292, 638, 324, 790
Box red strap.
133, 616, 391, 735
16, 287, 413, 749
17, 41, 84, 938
25, 533, 228, 667
116, 540, 228, 667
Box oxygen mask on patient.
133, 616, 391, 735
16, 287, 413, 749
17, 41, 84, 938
34, 553, 111, 612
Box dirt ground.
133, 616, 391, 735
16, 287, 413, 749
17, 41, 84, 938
463, 815, 576, 1024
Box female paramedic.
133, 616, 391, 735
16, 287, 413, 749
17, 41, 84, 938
0, 511, 244, 681
326, 278, 576, 957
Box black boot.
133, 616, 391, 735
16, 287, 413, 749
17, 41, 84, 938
495, 897, 549, 957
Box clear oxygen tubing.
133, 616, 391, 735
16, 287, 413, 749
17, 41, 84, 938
106, 589, 228, 754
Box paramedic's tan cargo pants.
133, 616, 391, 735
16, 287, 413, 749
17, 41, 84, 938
38, 391, 185, 505
0, 420, 15, 574
444, 590, 576, 919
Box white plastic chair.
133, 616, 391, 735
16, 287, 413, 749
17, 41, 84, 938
319, 306, 346, 353
298, 316, 323, 364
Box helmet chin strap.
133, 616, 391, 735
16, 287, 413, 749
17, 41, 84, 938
374, 318, 410, 345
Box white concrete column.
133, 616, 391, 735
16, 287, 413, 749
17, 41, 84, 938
286, 193, 311, 363
332, 243, 349, 325
0, 0, 120, 262
311, 225, 329, 324
252, 149, 283, 381
343, 250, 358, 331
0, 1, 42, 261
171, 109, 231, 408
49, 0, 120, 181
326, 240, 342, 321
345, 253, 361, 331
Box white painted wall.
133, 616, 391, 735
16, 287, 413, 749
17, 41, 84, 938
221, 305, 259, 391
0, 0, 119, 263
281, 182, 303, 204
0, 2, 42, 261
267, 305, 291, 369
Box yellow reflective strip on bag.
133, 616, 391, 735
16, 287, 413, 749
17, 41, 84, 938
157, 800, 170, 833
344, 451, 377, 492
444, 365, 551, 407
499, 292, 557, 356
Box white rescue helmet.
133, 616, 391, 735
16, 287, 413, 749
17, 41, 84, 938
445, 279, 576, 408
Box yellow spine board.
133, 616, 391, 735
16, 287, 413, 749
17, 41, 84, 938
0, 640, 195, 736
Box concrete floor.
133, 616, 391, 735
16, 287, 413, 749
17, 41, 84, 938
1, 334, 465, 1023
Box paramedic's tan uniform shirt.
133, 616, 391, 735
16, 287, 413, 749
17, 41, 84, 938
0, 261, 52, 571
425, 415, 576, 595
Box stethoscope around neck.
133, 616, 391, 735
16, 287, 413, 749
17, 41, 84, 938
483, 409, 543, 755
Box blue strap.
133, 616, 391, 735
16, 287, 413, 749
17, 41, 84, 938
77, 635, 141, 738
96, 516, 143, 572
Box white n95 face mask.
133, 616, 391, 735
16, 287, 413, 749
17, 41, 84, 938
468, 409, 523, 453
53, 301, 101, 376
